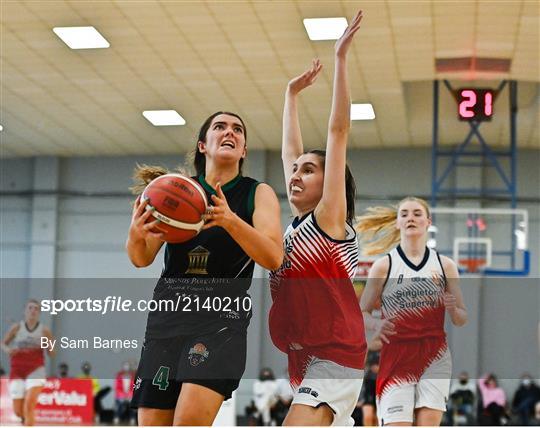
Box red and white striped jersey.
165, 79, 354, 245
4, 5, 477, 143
269, 212, 366, 369
381, 245, 447, 341
10, 321, 45, 379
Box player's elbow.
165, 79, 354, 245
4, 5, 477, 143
457, 318, 468, 327
131, 259, 150, 268
452, 312, 468, 327
127, 251, 153, 268
328, 124, 350, 136
267, 258, 282, 271
267, 254, 284, 271
265, 248, 284, 271
126, 241, 153, 268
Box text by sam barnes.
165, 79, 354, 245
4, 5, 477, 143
41, 336, 138, 351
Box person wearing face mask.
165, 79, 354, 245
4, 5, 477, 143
115, 361, 136, 424
77, 361, 111, 423
57, 362, 69, 379
512, 374, 540, 425
357, 197, 468, 426
448, 371, 476, 425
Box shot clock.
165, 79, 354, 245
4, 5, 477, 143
455, 88, 497, 122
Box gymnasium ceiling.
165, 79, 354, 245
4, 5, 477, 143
0, 0, 538, 158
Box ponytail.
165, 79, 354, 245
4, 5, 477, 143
130, 163, 186, 195
355, 206, 400, 256
356, 196, 431, 256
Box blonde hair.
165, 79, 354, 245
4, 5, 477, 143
129, 164, 186, 195
356, 197, 431, 256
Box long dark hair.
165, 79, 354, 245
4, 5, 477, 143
130, 112, 247, 195
307, 149, 356, 225
193, 111, 247, 177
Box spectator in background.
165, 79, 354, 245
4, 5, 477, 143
253, 367, 278, 426
57, 362, 69, 378
78, 361, 100, 396
478, 373, 506, 425
114, 361, 136, 425
360, 350, 379, 426
448, 371, 476, 425
512, 373, 540, 425
274, 369, 293, 426
78, 361, 110, 423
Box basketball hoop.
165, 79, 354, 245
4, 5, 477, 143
459, 258, 486, 273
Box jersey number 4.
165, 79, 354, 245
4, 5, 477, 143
152, 366, 170, 391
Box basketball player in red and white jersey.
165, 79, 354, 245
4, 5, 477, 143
1, 299, 55, 426
269, 10, 366, 426
357, 197, 468, 426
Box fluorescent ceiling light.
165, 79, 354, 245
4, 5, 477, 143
143, 110, 186, 126
351, 104, 375, 120
0, 125, 3, 131
53, 26, 110, 49
303, 17, 348, 41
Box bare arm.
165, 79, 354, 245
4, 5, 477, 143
126, 196, 165, 268
360, 256, 396, 343
315, 10, 363, 239
441, 255, 468, 326
203, 183, 283, 270
282, 59, 323, 215
1, 323, 19, 355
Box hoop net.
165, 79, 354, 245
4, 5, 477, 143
458, 258, 486, 273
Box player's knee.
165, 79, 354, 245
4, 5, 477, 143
174, 406, 217, 426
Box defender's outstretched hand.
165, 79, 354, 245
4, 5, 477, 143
287, 58, 323, 95
335, 10, 363, 58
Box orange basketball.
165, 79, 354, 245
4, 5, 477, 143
142, 174, 208, 243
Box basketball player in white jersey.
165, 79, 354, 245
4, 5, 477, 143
269, 10, 366, 426
1, 299, 55, 426
357, 197, 467, 426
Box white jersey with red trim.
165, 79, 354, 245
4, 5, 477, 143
269, 212, 366, 371
376, 246, 451, 416
382, 245, 447, 340
10, 321, 45, 379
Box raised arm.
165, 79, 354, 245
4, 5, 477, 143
203, 183, 283, 270
282, 59, 323, 214
315, 10, 363, 238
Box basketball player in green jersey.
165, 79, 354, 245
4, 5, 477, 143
127, 112, 283, 425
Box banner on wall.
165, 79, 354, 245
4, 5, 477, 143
0, 377, 94, 425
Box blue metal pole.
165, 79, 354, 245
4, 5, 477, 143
510, 80, 518, 269
432, 80, 439, 208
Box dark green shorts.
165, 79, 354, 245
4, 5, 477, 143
131, 326, 246, 409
